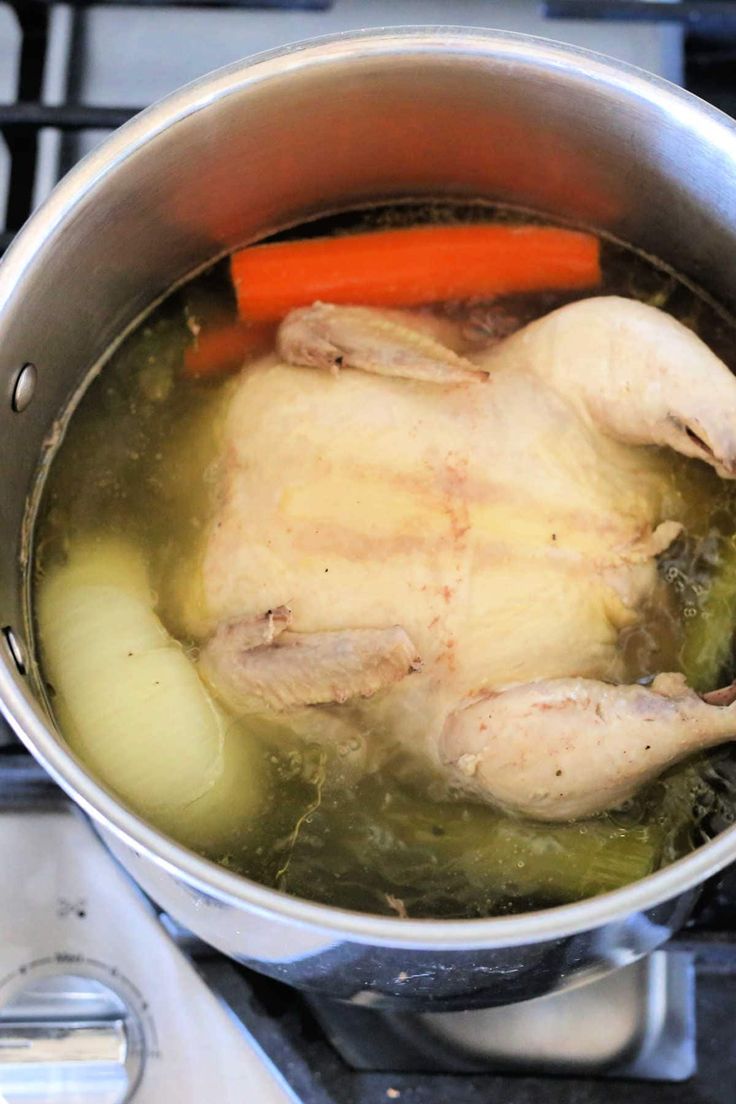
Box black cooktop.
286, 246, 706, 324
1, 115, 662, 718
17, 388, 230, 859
190, 932, 736, 1104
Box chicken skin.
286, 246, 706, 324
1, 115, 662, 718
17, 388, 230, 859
192, 296, 736, 820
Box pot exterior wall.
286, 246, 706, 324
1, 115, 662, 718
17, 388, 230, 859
105, 828, 698, 1009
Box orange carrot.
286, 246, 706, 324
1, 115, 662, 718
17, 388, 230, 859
231, 224, 601, 323
182, 319, 275, 380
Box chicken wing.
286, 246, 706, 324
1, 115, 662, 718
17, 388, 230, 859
200, 611, 421, 714
278, 302, 483, 384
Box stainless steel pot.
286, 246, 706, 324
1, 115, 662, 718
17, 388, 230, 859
2, 27, 736, 1012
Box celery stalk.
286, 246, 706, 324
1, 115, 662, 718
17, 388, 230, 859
681, 536, 736, 692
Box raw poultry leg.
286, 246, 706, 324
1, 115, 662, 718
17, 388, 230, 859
441, 673, 736, 820
476, 296, 736, 477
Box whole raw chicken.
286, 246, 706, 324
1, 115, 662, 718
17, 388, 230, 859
188, 295, 736, 820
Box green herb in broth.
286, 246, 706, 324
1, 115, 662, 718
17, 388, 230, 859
678, 534, 736, 692
236, 762, 663, 919
33, 202, 736, 919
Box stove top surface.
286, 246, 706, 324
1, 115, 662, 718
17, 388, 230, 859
0, 753, 735, 1104
2, 752, 736, 1103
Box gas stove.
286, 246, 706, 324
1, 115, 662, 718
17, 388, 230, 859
2, 754, 736, 1104
2, 3, 736, 1102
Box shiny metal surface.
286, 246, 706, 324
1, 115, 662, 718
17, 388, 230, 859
309, 950, 695, 1078
0, 805, 293, 1103
68, 0, 683, 106
10, 363, 37, 415
2, 626, 26, 676
421, 951, 694, 1077
1, 28, 736, 1009
36, 0, 682, 195
0, 975, 134, 1103
0, 1020, 126, 1066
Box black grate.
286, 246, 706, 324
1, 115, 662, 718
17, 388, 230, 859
3, 1, 736, 256
0, 0, 330, 251
546, 1, 736, 117
545, 1, 736, 30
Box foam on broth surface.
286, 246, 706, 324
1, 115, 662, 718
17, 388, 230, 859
33, 203, 736, 919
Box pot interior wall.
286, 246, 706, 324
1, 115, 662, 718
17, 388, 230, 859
2, 30, 736, 836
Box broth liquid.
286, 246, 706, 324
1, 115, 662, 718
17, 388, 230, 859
33, 202, 736, 919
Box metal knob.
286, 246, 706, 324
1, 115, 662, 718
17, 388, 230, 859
0, 973, 144, 1103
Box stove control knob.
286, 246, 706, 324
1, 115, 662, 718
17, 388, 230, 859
0, 972, 144, 1102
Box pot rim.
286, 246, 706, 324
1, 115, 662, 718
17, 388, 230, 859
4, 25, 736, 950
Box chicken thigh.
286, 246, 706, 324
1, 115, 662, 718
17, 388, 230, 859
192, 295, 736, 820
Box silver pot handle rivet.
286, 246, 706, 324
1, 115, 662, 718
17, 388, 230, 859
2, 626, 26, 675
11, 363, 37, 412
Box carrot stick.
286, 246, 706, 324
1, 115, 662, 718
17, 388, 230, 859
182, 319, 275, 380
231, 224, 601, 323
